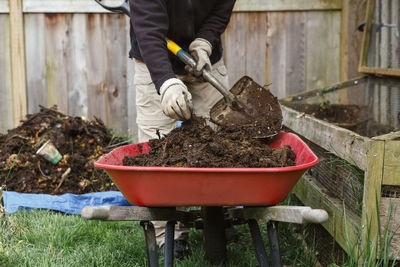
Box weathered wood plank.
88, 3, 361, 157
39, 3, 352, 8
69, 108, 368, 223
23, 0, 119, 13
383, 141, 400, 167
0, 0, 8, 13
66, 14, 88, 117
222, 12, 247, 88
244, 12, 267, 87
373, 131, 400, 141
44, 14, 71, 113
284, 12, 306, 96
25, 14, 47, 114
9, 0, 28, 126
282, 105, 368, 170
86, 14, 108, 124
233, 0, 342, 11
266, 12, 287, 98
305, 11, 341, 93
103, 14, 128, 134
383, 166, 400, 186
293, 174, 361, 256
0, 14, 13, 133
361, 140, 385, 261
379, 198, 400, 260
382, 141, 400, 185
125, 16, 137, 140
20, 0, 342, 13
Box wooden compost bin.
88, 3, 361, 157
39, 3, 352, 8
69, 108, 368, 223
281, 75, 400, 260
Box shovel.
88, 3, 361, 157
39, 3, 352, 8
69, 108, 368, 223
94, 0, 282, 138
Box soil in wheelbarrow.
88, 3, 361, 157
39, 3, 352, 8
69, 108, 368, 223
282, 102, 396, 138
0, 105, 120, 194
123, 116, 296, 168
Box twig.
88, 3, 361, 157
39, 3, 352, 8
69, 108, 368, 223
53, 167, 71, 194
37, 161, 52, 180
5, 134, 30, 143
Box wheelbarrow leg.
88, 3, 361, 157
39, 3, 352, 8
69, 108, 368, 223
202, 206, 227, 265
140, 221, 159, 267
164, 221, 176, 267
248, 219, 269, 267
267, 221, 282, 267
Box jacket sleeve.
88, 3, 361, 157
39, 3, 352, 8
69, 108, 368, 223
130, 0, 176, 93
195, 0, 236, 50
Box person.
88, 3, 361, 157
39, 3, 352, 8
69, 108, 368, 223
128, 0, 236, 257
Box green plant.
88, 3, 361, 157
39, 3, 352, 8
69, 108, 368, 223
339, 198, 399, 266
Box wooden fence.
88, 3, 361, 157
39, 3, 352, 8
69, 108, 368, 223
0, 0, 355, 138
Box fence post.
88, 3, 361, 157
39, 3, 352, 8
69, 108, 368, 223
9, 0, 27, 126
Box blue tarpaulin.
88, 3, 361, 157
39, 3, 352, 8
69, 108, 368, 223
2, 191, 133, 215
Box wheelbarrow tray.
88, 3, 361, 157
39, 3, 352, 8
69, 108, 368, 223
95, 132, 318, 206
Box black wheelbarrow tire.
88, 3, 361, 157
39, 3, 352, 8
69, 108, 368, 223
202, 206, 227, 264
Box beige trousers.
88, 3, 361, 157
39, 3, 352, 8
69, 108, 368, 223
134, 59, 229, 245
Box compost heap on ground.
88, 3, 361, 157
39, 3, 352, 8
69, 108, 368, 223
0, 106, 119, 194
123, 116, 296, 168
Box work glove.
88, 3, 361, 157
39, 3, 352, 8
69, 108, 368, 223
160, 78, 193, 120
188, 38, 212, 76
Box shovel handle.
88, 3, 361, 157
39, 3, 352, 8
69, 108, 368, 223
166, 39, 236, 103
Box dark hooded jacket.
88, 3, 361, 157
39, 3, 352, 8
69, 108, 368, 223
129, 0, 236, 93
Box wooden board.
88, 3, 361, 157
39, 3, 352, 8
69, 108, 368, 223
233, 0, 342, 11
282, 105, 368, 170
382, 141, 400, 186
25, 14, 47, 114
19, 0, 342, 13
125, 19, 137, 141
223, 12, 249, 88
44, 13, 70, 113
293, 174, 361, 256
9, 0, 27, 127
380, 197, 400, 260
103, 14, 128, 134
0, 0, 8, 13
361, 140, 385, 261
305, 11, 341, 94
23, 0, 120, 13
266, 11, 341, 99
0, 15, 13, 133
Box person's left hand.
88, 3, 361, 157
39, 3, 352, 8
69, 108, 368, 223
188, 38, 212, 76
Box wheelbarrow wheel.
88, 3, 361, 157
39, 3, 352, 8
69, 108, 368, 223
202, 206, 227, 264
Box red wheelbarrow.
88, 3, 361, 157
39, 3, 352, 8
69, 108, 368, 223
83, 132, 326, 266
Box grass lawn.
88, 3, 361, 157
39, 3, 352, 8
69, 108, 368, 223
0, 207, 321, 266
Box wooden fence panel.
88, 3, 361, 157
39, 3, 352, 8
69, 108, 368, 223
266, 11, 341, 99
0, 1, 345, 137
0, 15, 13, 132
24, 13, 132, 134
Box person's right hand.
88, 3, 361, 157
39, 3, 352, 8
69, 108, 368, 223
160, 78, 193, 120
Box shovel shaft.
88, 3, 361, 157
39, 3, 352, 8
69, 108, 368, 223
166, 38, 238, 105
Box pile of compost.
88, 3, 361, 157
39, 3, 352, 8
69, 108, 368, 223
0, 106, 118, 194
123, 117, 296, 168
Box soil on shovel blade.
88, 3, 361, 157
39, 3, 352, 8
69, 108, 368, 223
0, 106, 119, 194
123, 117, 296, 168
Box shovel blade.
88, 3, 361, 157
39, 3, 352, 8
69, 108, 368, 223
210, 76, 282, 137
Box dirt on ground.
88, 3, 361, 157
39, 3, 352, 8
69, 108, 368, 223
0, 106, 119, 194
123, 116, 296, 168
